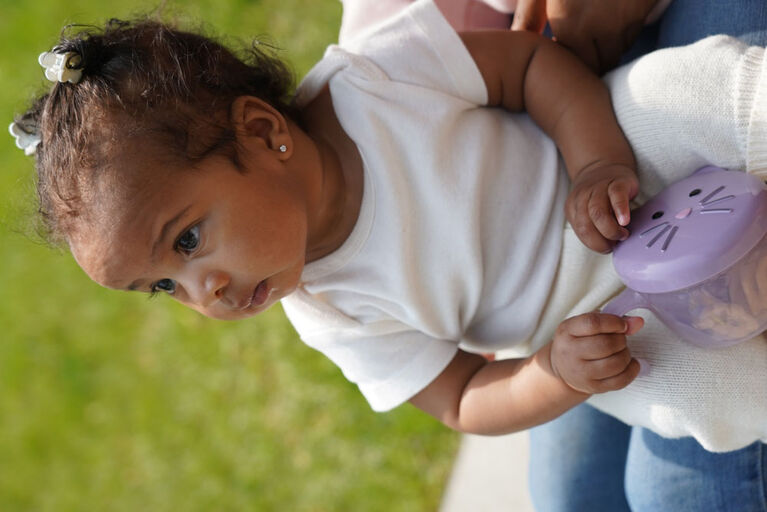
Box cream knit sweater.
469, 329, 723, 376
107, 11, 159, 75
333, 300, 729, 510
497, 36, 767, 452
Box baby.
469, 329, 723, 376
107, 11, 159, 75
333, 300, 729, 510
11, 0, 767, 440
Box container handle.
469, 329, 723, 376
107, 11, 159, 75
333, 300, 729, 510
602, 288, 648, 317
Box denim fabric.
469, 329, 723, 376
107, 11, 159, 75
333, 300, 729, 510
529, 404, 767, 512
529, 404, 632, 512
625, 429, 767, 512
657, 0, 767, 48
623, 0, 767, 64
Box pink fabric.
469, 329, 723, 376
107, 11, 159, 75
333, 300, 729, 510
338, 0, 674, 44
339, 0, 513, 43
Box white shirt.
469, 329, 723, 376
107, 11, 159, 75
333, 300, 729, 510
283, 0, 568, 411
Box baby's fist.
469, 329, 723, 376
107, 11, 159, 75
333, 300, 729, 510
551, 312, 643, 394
566, 164, 639, 254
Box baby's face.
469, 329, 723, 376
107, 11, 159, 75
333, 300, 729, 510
69, 151, 308, 320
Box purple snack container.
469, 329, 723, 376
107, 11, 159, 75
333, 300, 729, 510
602, 166, 767, 348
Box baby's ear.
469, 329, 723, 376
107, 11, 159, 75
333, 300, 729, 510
230, 96, 292, 160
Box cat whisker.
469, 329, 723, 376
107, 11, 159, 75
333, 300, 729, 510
647, 224, 672, 248
699, 208, 733, 214
640, 221, 669, 237
700, 194, 734, 206
699, 185, 726, 205
661, 226, 678, 252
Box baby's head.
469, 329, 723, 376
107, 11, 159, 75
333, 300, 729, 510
13, 18, 310, 319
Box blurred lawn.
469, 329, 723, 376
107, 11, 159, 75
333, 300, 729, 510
0, 0, 459, 510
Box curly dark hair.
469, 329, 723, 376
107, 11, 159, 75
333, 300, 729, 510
14, 17, 297, 244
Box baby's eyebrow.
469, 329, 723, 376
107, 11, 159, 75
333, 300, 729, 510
150, 205, 192, 263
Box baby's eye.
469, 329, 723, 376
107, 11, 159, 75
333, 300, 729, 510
151, 278, 176, 295
176, 225, 200, 253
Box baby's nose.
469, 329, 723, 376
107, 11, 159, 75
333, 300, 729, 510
191, 270, 229, 307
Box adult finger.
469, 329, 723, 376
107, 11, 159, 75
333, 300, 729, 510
549, 22, 600, 73
511, 0, 548, 33
591, 32, 624, 74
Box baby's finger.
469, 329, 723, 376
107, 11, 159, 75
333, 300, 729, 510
569, 206, 613, 254
578, 333, 628, 360
584, 347, 633, 379
590, 358, 641, 393
607, 180, 633, 227
589, 192, 628, 242
562, 312, 631, 338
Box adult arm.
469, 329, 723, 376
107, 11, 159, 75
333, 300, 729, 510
511, 0, 662, 74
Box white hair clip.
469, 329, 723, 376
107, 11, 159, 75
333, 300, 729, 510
38, 51, 83, 84
9, 122, 41, 156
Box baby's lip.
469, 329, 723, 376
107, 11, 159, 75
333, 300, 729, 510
250, 279, 270, 308
238, 280, 269, 311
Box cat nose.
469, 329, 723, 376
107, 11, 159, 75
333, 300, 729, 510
675, 207, 692, 219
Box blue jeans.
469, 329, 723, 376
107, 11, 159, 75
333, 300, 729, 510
624, 0, 767, 62
529, 404, 767, 512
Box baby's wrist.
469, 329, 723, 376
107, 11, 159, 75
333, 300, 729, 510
572, 160, 636, 183
539, 342, 591, 397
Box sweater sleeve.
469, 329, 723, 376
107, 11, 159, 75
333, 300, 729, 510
604, 35, 767, 202
587, 309, 767, 452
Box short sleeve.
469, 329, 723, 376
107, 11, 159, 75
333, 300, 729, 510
282, 288, 459, 412
341, 0, 489, 106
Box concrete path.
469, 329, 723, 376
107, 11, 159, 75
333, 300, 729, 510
440, 431, 535, 511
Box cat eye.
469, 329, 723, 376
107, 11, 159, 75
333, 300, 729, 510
689, 189, 702, 197
652, 211, 664, 219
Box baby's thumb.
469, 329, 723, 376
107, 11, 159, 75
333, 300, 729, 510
624, 315, 644, 335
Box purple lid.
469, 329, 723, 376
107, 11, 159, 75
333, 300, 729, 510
612, 166, 767, 293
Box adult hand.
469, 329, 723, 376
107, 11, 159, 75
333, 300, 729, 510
511, 0, 659, 74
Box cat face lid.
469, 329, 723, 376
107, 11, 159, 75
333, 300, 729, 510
612, 166, 767, 294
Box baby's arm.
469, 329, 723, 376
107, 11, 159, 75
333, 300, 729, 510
460, 30, 638, 253
410, 313, 643, 434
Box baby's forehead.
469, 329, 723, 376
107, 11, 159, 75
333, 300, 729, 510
68, 219, 143, 289
68, 170, 178, 288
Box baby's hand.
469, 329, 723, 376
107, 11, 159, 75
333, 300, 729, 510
550, 312, 643, 394
565, 164, 639, 254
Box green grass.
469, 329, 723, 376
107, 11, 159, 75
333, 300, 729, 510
0, 1, 459, 510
